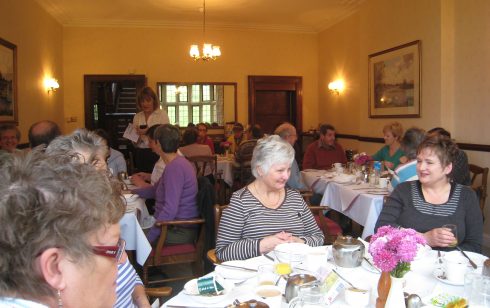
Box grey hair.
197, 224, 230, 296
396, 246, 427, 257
274, 122, 296, 139
0, 150, 124, 300
401, 127, 426, 159
251, 135, 295, 178
46, 128, 109, 165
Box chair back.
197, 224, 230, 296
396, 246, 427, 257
214, 204, 229, 240
233, 140, 257, 188
187, 155, 217, 178
308, 205, 342, 244
469, 163, 489, 218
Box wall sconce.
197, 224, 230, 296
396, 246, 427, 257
328, 80, 344, 95
45, 78, 60, 94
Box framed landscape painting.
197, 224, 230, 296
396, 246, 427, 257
368, 40, 421, 118
0, 38, 17, 124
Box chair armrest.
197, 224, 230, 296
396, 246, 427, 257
155, 218, 205, 226
145, 286, 173, 298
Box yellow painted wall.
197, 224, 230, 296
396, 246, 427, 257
0, 0, 64, 143
318, 0, 490, 240
62, 26, 318, 133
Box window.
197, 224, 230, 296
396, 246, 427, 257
157, 84, 224, 126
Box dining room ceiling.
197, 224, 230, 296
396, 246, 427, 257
34, 0, 366, 33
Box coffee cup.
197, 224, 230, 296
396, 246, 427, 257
255, 285, 282, 307
378, 178, 389, 188
444, 254, 468, 282
344, 285, 371, 307
332, 163, 343, 171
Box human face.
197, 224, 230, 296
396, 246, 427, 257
197, 125, 207, 139
61, 223, 122, 308
260, 162, 291, 191
383, 130, 396, 146
0, 129, 19, 152
416, 148, 452, 186
321, 129, 336, 146
140, 98, 154, 113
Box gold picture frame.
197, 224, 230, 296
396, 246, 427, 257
0, 37, 18, 124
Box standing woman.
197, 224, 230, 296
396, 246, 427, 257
133, 87, 169, 173
371, 122, 404, 169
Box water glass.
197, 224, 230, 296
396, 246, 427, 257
467, 274, 490, 307
442, 224, 458, 247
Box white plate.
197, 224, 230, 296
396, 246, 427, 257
215, 261, 257, 280
274, 243, 310, 264
414, 244, 432, 260
444, 250, 487, 268
433, 268, 464, 286
183, 276, 233, 304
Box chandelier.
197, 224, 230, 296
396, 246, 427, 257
189, 0, 221, 61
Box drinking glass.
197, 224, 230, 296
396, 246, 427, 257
467, 274, 490, 307
442, 224, 458, 247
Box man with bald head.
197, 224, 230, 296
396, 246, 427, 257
28, 120, 61, 148
274, 122, 306, 190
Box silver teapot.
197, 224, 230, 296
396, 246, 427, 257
332, 236, 365, 268
284, 274, 318, 303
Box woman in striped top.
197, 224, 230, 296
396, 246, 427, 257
216, 135, 324, 261
375, 134, 482, 252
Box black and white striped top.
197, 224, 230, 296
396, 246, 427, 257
375, 180, 483, 252
215, 187, 324, 261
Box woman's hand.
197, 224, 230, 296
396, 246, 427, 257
132, 172, 151, 182
131, 174, 149, 187
383, 161, 394, 169
259, 233, 291, 254
423, 228, 457, 248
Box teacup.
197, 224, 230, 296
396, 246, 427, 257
378, 178, 389, 188
444, 254, 468, 282
332, 163, 343, 172
255, 285, 282, 307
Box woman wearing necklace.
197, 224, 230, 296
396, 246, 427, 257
216, 135, 324, 261
375, 133, 483, 252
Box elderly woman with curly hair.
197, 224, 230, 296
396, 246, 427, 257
0, 150, 125, 307
375, 134, 483, 252
216, 135, 324, 261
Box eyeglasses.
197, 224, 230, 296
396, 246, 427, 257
92, 238, 126, 262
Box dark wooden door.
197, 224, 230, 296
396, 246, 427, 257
84, 75, 146, 158
248, 76, 302, 134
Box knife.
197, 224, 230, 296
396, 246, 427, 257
214, 263, 258, 272
456, 246, 477, 269
363, 257, 381, 273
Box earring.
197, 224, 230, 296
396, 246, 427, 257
57, 289, 63, 308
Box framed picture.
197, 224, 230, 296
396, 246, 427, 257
368, 40, 421, 118
0, 37, 18, 124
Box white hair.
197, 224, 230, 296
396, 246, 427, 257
251, 135, 294, 178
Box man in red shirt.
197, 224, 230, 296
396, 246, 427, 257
303, 124, 347, 170
196, 123, 215, 154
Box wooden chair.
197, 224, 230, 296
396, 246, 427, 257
469, 163, 489, 218
145, 287, 172, 305
187, 155, 227, 205
142, 218, 206, 285
308, 205, 343, 244
206, 204, 229, 265
233, 140, 257, 188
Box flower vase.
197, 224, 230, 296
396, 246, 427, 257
376, 271, 391, 308
385, 275, 405, 308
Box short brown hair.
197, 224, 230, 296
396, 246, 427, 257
137, 86, 159, 111
383, 122, 403, 141
417, 133, 458, 168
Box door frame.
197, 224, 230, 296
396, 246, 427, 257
248, 75, 302, 132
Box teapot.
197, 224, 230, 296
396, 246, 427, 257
332, 236, 365, 268
284, 274, 318, 303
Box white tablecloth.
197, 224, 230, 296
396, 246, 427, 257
302, 170, 385, 239
217, 157, 234, 187
120, 196, 153, 266
162, 247, 472, 308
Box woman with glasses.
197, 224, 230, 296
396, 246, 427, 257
0, 150, 126, 307
46, 129, 151, 308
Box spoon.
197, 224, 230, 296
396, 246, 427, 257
332, 269, 366, 292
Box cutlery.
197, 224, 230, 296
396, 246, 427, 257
363, 257, 381, 273
456, 246, 477, 269
214, 263, 258, 272
437, 250, 443, 264
332, 269, 364, 291
263, 253, 275, 262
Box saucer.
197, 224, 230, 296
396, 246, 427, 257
432, 268, 464, 286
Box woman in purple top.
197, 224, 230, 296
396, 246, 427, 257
133, 124, 199, 244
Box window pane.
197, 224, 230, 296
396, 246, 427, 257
191, 85, 200, 103
178, 106, 189, 127
166, 85, 177, 103
167, 106, 176, 124
192, 106, 200, 124
178, 86, 188, 102
203, 85, 211, 101
202, 105, 211, 123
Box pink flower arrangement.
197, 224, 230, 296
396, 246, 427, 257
354, 152, 371, 166
369, 225, 426, 277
